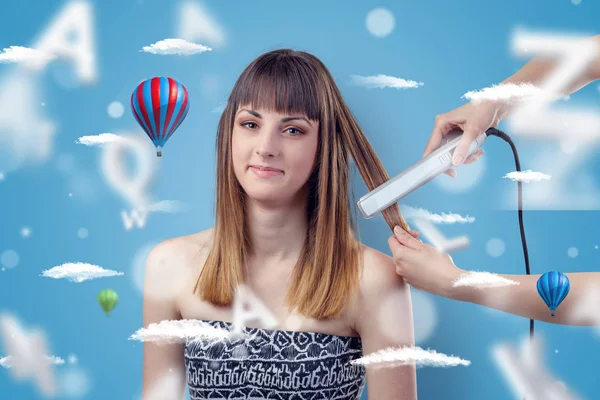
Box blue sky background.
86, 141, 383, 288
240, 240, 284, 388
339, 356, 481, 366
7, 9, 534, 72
1, 0, 600, 399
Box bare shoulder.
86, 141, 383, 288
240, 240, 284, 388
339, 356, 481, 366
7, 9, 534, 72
357, 243, 408, 295
146, 228, 214, 276
350, 243, 411, 330
352, 244, 417, 400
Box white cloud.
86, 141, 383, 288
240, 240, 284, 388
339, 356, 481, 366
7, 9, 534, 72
351, 346, 470, 369
143, 200, 190, 213
0, 313, 58, 397
0, 46, 56, 64
401, 205, 475, 224
128, 319, 235, 344
503, 170, 552, 183
41, 262, 124, 283
349, 74, 424, 89
462, 82, 568, 104
140, 38, 212, 56
453, 271, 520, 288
1, 355, 64, 368
75, 133, 126, 146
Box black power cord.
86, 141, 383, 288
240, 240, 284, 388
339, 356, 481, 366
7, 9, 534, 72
484, 127, 533, 341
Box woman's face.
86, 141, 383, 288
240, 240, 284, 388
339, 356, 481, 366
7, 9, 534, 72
231, 105, 320, 205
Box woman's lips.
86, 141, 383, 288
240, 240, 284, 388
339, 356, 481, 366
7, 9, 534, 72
249, 166, 283, 178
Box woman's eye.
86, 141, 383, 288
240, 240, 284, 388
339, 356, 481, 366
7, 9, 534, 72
241, 122, 258, 129
286, 127, 304, 135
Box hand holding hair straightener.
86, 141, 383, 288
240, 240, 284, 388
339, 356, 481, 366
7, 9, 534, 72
389, 33, 600, 326
423, 33, 600, 178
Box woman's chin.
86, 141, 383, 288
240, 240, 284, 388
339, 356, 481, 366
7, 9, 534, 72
245, 190, 281, 201
245, 190, 292, 206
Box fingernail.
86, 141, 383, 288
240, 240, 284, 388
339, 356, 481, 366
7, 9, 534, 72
394, 226, 402, 235
452, 154, 463, 166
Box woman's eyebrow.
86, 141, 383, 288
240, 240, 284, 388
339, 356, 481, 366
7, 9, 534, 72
237, 109, 312, 127
281, 116, 312, 127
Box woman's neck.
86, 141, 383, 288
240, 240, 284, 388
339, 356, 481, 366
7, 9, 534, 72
245, 195, 308, 268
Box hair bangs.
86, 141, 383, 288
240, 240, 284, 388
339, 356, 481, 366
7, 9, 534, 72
231, 54, 322, 122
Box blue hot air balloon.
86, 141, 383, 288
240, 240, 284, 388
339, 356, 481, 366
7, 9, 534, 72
537, 271, 570, 316
131, 77, 190, 157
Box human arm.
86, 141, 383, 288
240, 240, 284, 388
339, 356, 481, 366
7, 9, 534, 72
424, 34, 600, 173
353, 247, 417, 400
450, 271, 598, 325
388, 227, 600, 326
141, 240, 187, 399
499, 34, 600, 99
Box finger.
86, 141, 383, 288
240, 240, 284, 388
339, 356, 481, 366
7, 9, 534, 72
452, 129, 480, 166
393, 226, 422, 250
408, 229, 420, 237
463, 149, 483, 165
422, 116, 447, 159
407, 230, 422, 242
463, 154, 482, 165
388, 235, 405, 261
409, 229, 423, 243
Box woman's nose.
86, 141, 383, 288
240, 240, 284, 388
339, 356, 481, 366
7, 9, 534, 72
255, 129, 280, 158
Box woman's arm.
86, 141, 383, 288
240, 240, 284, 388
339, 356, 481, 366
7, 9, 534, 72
353, 247, 417, 400
141, 240, 187, 399
449, 272, 599, 326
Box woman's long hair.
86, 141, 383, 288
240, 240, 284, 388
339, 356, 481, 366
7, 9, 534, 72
193, 49, 410, 319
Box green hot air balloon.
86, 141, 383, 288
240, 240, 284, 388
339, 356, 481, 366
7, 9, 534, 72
98, 289, 118, 315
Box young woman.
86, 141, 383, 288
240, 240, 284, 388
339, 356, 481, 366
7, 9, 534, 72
142, 49, 417, 400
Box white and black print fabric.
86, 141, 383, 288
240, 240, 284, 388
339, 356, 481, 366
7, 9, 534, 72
184, 319, 366, 400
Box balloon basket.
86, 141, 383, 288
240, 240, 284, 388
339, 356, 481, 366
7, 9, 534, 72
157, 151, 162, 157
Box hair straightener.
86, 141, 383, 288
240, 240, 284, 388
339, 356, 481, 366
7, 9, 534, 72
357, 127, 535, 340
357, 128, 487, 219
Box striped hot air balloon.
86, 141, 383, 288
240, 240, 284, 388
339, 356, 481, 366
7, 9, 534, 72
98, 289, 118, 316
536, 271, 570, 316
131, 77, 190, 157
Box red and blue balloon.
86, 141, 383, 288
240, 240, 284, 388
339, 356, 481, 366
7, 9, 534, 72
537, 271, 570, 316
131, 77, 189, 157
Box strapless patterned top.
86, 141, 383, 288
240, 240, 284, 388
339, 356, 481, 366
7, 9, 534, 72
184, 319, 366, 400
